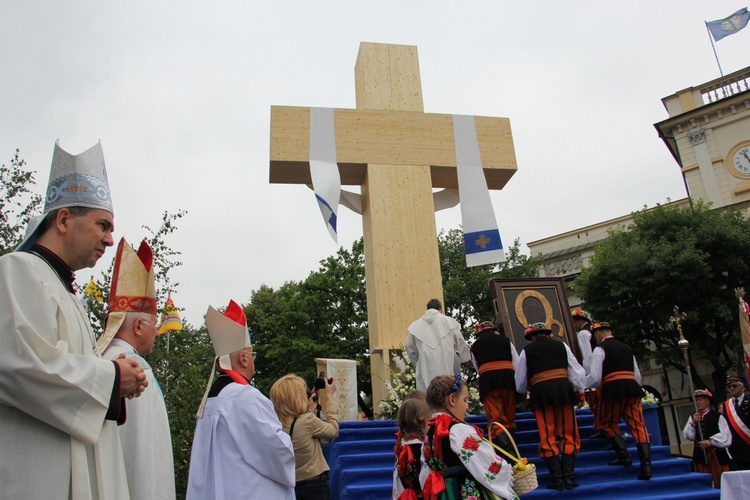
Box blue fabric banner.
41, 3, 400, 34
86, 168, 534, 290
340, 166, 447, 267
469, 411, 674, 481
707, 8, 750, 41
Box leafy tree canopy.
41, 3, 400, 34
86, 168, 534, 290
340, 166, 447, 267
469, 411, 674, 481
246, 238, 369, 397
0, 149, 42, 255
575, 201, 750, 391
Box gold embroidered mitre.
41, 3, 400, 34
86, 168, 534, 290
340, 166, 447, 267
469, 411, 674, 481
97, 237, 156, 352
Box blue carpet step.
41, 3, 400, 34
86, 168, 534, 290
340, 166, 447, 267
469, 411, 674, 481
523, 473, 718, 498
336, 457, 690, 489
338, 474, 719, 500
329, 408, 715, 499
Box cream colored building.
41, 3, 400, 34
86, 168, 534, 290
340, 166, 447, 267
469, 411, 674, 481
527, 66, 750, 454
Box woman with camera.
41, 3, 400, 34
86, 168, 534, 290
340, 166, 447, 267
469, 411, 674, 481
271, 374, 339, 500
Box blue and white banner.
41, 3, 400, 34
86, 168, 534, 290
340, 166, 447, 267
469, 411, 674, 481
453, 114, 505, 267
707, 7, 750, 42
309, 107, 341, 243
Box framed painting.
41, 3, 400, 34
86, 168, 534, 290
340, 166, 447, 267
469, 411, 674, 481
489, 277, 579, 360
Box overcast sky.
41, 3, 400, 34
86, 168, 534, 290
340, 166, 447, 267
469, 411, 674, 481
2, 2, 748, 326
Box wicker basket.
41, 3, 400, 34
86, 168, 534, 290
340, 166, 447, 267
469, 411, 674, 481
489, 422, 538, 496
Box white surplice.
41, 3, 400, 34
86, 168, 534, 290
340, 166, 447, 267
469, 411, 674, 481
104, 339, 176, 500
406, 309, 472, 392
186, 382, 295, 499
0, 252, 129, 500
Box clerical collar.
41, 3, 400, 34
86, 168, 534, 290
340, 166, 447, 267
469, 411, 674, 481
29, 244, 76, 294
208, 372, 252, 398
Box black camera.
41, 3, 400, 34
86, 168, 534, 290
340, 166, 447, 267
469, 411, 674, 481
315, 371, 333, 390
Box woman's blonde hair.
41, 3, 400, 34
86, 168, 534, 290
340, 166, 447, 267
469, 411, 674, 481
270, 374, 309, 427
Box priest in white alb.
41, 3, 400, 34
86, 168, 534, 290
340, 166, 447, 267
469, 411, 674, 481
187, 299, 295, 499
0, 140, 147, 499
406, 298, 471, 392
99, 237, 176, 500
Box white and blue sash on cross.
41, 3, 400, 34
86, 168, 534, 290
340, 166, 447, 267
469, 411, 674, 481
309, 107, 341, 243
453, 114, 505, 267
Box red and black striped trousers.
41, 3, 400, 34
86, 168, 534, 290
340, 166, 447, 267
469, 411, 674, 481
482, 388, 516, 440
586, 388, 600, 427
691, 449, 730, 489
597, 396, 650, 443
533, 403, 580, 458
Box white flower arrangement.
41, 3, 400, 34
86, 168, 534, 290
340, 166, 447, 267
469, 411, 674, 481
377, 347, 482, 420
579, 387, 659, 410
641, 390, 659, 406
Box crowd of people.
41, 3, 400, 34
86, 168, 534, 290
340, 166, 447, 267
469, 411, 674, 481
396, 300, 750, 498
1, 141, 749, 500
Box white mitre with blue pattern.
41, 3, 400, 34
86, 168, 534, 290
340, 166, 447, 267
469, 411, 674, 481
16, 139, 113, 252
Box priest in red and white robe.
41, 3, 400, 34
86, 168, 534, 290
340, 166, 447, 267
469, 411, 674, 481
187, 300, 295, 499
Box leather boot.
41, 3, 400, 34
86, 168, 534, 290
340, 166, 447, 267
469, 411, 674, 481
544, 456, 564, 491
608, 434, 632, 467
561, 454, 579, 489
636, 442, 652, 480
591, 429, 607, 439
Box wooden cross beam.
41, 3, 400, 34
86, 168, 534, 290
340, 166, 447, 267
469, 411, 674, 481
269, 42, 517, 409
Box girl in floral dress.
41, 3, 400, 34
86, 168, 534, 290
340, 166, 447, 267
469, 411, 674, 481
393, 394, 431, 499
420, 374, 517, 500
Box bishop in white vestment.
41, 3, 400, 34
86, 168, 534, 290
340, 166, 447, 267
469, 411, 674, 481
99, 237, 176, 500
104, 339, 175, 499
0, 141, 143, 500
0, 253, 131, 500
187, 300, 295, 499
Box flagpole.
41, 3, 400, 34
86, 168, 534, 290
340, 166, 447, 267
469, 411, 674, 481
165, 331, 170, 398
735, 288, 750, 385
705, 22, 724, 77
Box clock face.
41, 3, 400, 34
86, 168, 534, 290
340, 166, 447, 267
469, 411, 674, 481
734, 146, 750, 176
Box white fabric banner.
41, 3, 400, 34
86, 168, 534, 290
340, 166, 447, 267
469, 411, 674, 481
309, 107, 341, 243
325, 358, 358, 421
453, 114, 505, 267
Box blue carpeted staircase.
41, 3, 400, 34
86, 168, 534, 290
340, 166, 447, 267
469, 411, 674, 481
325, 409, 720, 499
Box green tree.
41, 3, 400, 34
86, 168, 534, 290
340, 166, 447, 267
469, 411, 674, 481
575, 201, 750, 392
246, 238, 370, 398
0, 149, 43, 255
149, 323, 212, 498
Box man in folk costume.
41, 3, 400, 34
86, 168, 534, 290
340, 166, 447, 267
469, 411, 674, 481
187, 300, 295, 499
470, 321, 518, 455
585, 321, 652, 480
572, 309, 604, 439
515, 323, 585, 491
406, 299, 471, 392
722, 375, 750, 470
0, 140, 147, 500
683, 389, 732, 488
98, 238, 176, 499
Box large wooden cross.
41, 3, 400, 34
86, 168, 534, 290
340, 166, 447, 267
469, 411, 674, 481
269, 42, 517, 409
